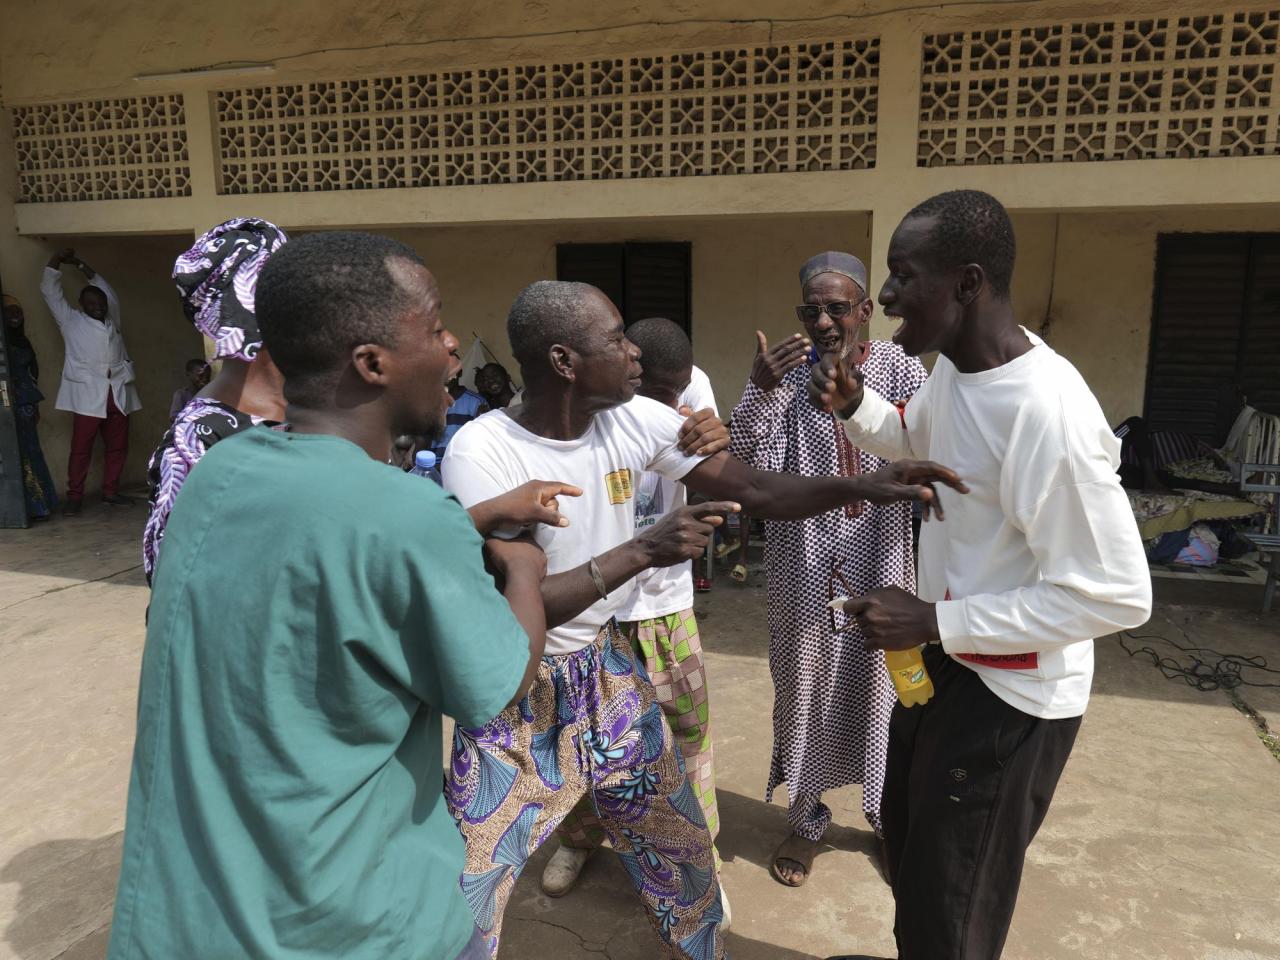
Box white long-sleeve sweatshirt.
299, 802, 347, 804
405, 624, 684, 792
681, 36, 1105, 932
840, 330, 1151, 718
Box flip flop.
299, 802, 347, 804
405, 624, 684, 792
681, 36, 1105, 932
770, 833, 819, 887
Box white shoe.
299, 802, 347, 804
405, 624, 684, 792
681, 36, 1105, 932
540, 844, 592, 897
718, 882, 732, 932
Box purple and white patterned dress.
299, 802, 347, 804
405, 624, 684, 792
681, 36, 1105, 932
142, 397, 269, 584
729, 341, 927, 837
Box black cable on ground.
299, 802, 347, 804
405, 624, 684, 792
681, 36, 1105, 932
1117, 624, 1280, 691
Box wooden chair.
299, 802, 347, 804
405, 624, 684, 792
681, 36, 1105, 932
1240, 463, 1280, 613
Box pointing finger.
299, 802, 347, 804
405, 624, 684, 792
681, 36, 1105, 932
688, 500, 741, 519
538, 481, 584, 499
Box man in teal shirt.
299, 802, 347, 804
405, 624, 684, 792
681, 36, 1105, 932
108, 231, 551, 960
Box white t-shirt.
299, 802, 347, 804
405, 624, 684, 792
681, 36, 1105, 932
840, 330, 1152, 719
617, 366, 718, 622
443, 396, 709, 655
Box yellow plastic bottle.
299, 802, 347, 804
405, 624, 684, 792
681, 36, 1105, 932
884, 647, 935, 707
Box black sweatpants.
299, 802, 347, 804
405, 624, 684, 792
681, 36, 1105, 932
881, 645, 1082, 960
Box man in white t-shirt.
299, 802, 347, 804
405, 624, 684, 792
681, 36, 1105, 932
811, 191, 1151, 960
444, 281, 965, 960
541, 317, 728, 906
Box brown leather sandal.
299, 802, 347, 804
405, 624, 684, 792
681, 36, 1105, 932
770, 833, 819, 887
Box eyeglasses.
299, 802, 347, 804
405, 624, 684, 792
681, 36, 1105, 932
795, 299, 864, 324
827, 564, 860, 635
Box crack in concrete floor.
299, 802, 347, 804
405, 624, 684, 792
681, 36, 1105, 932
0, 564, 142, 614
515, 915, 614, 956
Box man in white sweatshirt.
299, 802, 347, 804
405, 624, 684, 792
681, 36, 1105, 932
811, 189, 1151, 960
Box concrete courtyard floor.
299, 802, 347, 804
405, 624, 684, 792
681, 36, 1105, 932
2, 505, 1280, 960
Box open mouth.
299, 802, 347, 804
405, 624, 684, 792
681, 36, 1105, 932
815, 333, 842, 352
443, 365, 462, 407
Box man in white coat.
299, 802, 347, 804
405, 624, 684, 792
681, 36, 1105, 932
41, 248, 142, 515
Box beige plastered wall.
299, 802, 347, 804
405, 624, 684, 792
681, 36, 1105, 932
8, 204, 1280, 492
382, 214, 872, 417
5, 0, 1280, 486
1010, 208, 1280, 426
0, 229, 206, 494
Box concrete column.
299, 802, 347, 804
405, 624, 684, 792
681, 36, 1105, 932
867, 20, 922, 342
181, 85, 219, 203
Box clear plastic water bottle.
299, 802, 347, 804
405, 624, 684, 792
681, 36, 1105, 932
409, 449, 442, 485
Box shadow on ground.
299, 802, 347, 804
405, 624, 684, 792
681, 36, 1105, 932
714, 788, 883, 881
0, 495, 148, 611
2, 833, 121, 960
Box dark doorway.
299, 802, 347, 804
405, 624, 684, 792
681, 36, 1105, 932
0, 272, 29, 527
1146, 234, 1280, 443
556, 242, 692, 337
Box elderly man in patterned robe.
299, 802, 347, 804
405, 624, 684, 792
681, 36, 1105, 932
729, 251, 927, 888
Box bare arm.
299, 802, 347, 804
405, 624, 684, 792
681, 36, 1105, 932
541, 540, 651, 630
682, 450, 967, 521
500, 565, 549, 708
484, 538, 549, 708
541, 501, 739, 629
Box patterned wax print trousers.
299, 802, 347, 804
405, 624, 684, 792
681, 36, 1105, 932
447, 621, 725, 960
557, 610, 719, 867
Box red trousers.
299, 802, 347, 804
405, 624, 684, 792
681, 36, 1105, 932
67, 392, 129, 500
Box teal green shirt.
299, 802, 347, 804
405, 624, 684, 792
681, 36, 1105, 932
109, 429, 528, 960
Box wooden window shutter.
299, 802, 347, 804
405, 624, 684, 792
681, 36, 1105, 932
624, 242, 692, 337
555, 243, 625, 315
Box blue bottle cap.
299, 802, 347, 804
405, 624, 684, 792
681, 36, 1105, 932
415, 450, 438, 470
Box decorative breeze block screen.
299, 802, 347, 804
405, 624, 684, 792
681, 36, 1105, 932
215, 40, 879, 194
919, 10, 1280, 166
12, 95, 190, 202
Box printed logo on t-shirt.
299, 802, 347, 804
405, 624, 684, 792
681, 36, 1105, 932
604, 468, 634, 505
955, 652, 1040, 670
944, 588, 1040, 670
634, 473, 663, 529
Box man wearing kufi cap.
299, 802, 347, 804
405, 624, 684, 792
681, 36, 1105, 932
729, 251, 928, 887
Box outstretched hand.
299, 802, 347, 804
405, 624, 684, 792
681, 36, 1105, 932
808, 348, 865, 416
468, 480, 584, 535
637, 500, 741, 568
677, 405, 730, 457
860, 460, 969, 519
751, 331, 810, 393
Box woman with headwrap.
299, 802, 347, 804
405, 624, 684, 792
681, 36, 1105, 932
3, 294, 59, 519
142, 218, 289, 584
